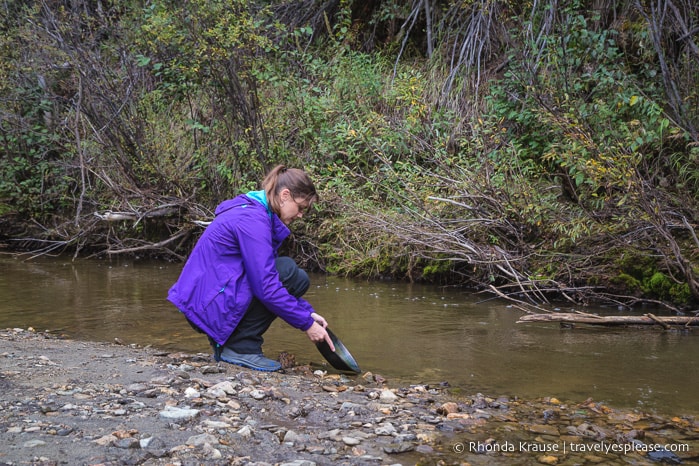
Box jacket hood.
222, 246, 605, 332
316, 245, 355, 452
214, 190, 272, 218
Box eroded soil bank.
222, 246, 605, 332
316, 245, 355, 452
1, 328, 698, 465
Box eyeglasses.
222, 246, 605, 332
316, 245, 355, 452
293, 198, 309, 215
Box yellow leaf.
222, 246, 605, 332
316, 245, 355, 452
629, 95, 638, 106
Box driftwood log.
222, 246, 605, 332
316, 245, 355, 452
517, 312, 699, 328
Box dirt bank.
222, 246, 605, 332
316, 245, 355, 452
1, 328, 698, 465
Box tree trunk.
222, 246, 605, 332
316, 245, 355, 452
517, 312, 699, 327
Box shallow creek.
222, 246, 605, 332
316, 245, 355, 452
1, 254, 697, 418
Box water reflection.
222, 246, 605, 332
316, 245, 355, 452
1, 254, 697, 417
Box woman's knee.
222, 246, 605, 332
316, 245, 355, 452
275, 256, 310, 297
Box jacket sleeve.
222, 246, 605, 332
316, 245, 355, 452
235, 210, 316, 331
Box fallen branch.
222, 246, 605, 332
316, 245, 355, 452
646, 313, 670, 330
517, 312, 699, 327
104, 229, 192, 261
94, 205, 179, 222
488, 285, 551, 314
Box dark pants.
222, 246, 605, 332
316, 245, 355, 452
222, 256, 310, 354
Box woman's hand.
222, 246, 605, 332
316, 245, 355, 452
310, 312, 328, 328
305, 321, 335, 351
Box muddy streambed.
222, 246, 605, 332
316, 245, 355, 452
1, 254, 698, 419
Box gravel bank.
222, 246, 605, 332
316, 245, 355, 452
1, 328, 698, 465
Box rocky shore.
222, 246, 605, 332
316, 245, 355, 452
1, 328, 698, 465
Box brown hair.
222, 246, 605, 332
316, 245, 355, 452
262, 165, 318, 214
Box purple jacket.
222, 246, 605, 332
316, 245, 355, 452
167, 191, 316, 345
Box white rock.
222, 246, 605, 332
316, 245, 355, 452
159, 406, 200, 421
203, 443, 222, 459
202, 420, 231, 429
283, 430, 302, 444
237, 425, 253, 439
379, 389, 398, 403
93, 434, 117, 446
209, 380, 238, 394
23, 440, 46, 448
184, 387, 201, 398
186, 433, 219, 446
205, 380, 238, 398
342, 436, 362, 446
375, 422, 397, 436
139, 437, 154, 448
250, 389, 266, 400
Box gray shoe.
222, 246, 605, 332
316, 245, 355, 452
219, 348, 281, 372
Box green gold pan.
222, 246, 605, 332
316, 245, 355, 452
315, 327, 361, 373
